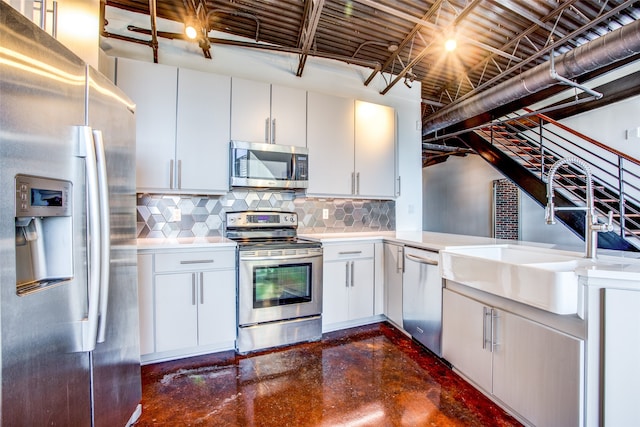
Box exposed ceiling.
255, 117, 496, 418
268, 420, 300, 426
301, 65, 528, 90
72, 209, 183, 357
102, 0, 640, 133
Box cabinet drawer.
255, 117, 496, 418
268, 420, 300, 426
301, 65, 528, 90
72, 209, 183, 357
154, 250, 235, 272
324, 243, 374, 261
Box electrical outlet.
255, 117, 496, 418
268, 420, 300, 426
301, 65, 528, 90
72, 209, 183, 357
322, 208, 329, 219
169, 207, 181, 222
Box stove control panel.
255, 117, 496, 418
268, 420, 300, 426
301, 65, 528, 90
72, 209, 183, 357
226, 211, 298, 228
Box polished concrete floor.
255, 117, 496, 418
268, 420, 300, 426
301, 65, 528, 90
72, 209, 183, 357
134, 323, 521, 426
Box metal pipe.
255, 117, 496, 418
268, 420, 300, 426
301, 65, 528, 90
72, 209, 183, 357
423, 18, 640, 135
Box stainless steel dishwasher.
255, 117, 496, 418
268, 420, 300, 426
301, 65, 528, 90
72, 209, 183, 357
402, 246, 442, 356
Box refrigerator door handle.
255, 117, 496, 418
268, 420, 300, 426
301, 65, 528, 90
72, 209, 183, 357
93, 129, 111, 344
80, 126, 101, 352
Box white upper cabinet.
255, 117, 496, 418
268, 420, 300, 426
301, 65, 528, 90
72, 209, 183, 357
116, 58, 177, 192
176, 68, 231, 193
355, 101, 397, 198
231, 78, 306, 147
307, 94, 397, 199
307, 92, 355, 196
116, 58, 230, 194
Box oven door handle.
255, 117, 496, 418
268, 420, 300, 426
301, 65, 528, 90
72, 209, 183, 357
239, 253, 322, 262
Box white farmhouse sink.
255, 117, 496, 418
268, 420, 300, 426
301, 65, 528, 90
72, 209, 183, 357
440, 245, 584, 315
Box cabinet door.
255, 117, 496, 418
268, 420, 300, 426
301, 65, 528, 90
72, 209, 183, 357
307, 92, 355, 196
493, 311, 582, 427
349, 258, 375, 320
137, 254, 154, 355
176, 68, 231, 193
230, 77, 271, 143
355, 101, 396, 198
155, 273, 198, 352
322, 261, 350, 326
442, 289, 493, 392
116, 58, 177, 191
198, 270, 237, 346
271, 84, 307, 147
383, 243, 403, 328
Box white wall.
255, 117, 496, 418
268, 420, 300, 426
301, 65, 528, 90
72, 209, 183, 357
100, 8, 423, 231
423, 153, 585, 249
422, 155, 502, 237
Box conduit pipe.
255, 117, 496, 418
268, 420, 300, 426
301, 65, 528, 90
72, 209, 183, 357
423, 18, 640, 136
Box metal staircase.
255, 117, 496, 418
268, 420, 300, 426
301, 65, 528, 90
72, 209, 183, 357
461, 110, 640, 251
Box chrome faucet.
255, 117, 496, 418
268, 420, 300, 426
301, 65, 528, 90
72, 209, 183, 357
545, 157, 613, 259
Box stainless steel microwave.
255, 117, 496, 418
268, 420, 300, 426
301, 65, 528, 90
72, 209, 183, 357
230, 141, 309, 189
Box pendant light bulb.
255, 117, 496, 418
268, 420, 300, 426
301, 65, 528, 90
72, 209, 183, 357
185, 20, 198, 39
444, 38, 457, 52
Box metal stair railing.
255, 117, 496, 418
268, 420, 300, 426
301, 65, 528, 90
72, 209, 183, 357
474, 110, 640, 244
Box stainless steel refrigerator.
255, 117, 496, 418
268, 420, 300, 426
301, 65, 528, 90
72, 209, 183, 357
1, 3, 142, 425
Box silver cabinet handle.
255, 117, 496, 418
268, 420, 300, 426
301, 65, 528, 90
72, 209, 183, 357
351, 172, 355, 194
482, 307, 490, 350
169, 159, 174, 189
177, 159, 182, 189
200, 272, 204, 305
265, 117, 270, 143
405, 253, 439, 266
38, 0, 47, 30
356, 172, 360, 195
350, 261, 355, 287
191, 273, 196, 306
272, 118, 276, 144
51, 1, 58, 38
345, 261, 350, 287
180, 259, 214, 265
491, 309, 498, 352
396, 246, 404, 273
397, 176, 401, 197
339, 251, 362, 255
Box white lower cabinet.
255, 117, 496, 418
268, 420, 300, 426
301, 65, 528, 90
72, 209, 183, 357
322, 243, 375, 330
137, 248, 236, 363
383, 242, 403, 328
442, 288, 583, 427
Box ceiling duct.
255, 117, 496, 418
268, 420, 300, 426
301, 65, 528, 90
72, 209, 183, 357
423, 18, 640, 136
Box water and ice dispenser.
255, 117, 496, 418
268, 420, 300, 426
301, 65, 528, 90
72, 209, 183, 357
15, 175, 74, 295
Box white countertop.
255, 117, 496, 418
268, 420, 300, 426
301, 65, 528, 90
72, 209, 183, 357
300, 230, 557, 252
136, 236, 236, 251
136, 230, 640, 286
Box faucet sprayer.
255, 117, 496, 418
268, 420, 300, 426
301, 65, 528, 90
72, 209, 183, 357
545, 157, 614, 259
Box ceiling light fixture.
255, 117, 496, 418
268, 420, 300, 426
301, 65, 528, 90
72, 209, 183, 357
404, 69, 416, 88
444, 38, 457, 52
184, 18, 198, 39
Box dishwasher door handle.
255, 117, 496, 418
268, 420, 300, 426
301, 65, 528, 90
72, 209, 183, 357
405, 253, 439, 266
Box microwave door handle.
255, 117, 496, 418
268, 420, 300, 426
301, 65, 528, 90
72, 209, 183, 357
292, 155, 297, 180
93, 130, 111, 344
80, 126, 101, 352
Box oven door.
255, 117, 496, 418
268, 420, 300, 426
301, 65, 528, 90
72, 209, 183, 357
238, 248, 322, 326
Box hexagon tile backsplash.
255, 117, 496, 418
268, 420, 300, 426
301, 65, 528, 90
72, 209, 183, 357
136, 191, 396, 238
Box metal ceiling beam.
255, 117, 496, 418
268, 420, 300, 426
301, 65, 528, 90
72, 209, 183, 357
432, 0, 625, 111
433, 0, 581, 103
148, 0, 159, 62
356, 0, 521, 62
423, 17, 640, 135
125, 24, 381, 70
364, 0, 443, 86
378, 0, 485, 95
296, 0, 324, 77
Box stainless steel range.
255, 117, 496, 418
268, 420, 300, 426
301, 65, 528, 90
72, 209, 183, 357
226, 211, 323, 354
